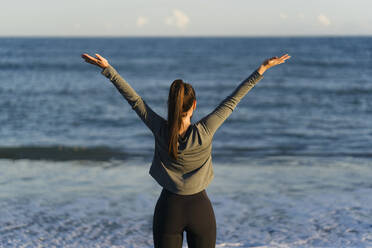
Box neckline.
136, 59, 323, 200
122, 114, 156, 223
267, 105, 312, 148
178, 124, 192, 141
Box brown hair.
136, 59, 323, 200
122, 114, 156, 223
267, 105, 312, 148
167, 79, 196, 160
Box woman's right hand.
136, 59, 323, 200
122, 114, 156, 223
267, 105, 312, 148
257, 54, 291, 75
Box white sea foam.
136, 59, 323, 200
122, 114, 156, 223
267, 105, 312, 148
1, 158, 372, 247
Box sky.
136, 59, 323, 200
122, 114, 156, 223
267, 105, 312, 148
1, 0, 371, 37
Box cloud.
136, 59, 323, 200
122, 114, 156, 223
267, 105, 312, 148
279, 13, 288, 20
318, 14, 331, 26
165, 9, 190, 29
136, 16, 148, 27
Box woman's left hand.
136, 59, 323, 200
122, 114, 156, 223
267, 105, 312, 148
81, 53, 109, 69
257, 54, 291, 75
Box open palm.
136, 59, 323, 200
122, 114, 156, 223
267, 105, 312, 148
263, 54, 291, 69
81, 53, 109, 69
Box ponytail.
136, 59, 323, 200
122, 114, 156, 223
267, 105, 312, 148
167, 79, 195, 160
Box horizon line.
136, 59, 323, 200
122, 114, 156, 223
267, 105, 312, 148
0, 34, 372, 39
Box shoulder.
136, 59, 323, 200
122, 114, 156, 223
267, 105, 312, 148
193, 121, 212, 141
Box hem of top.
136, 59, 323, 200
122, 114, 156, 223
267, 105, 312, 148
162, 187, 206, 196
149, 170, 214, 196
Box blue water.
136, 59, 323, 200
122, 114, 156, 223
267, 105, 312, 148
1, 37, 372, 247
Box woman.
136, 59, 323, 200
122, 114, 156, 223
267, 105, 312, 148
82, 52, 290, 248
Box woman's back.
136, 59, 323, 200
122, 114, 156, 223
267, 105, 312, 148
150, 121, 214, 195
99, 64, 263, 195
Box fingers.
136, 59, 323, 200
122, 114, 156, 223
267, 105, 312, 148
82, 53, 97, 62
95, 53, 109, 68
95, 53, 104, 61
265, 53, 291, 68
280, 54, 291, 61
81, 53, 99, 65
276, 54, 291, 65
82, 53, 95, 61
81, 52, 109, 69
84, 58, 97, 65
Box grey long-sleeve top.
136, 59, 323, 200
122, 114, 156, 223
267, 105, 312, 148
102, 65, 263, 195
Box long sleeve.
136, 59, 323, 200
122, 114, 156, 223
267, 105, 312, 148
101, 65, 165, 134
199, 70, 263, 136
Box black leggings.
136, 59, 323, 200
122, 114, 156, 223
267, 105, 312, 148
153, 188, 216, 248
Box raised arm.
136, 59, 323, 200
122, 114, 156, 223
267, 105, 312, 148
200, 54, 291, 136
81, 53, 165, 134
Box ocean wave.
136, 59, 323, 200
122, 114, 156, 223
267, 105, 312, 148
2, 145, 372, 162
0, 145, 128, 161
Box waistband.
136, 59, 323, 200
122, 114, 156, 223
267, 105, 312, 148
161, 187, 206, 198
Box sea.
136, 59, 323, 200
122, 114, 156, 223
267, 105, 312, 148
1, 37, 372, 247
